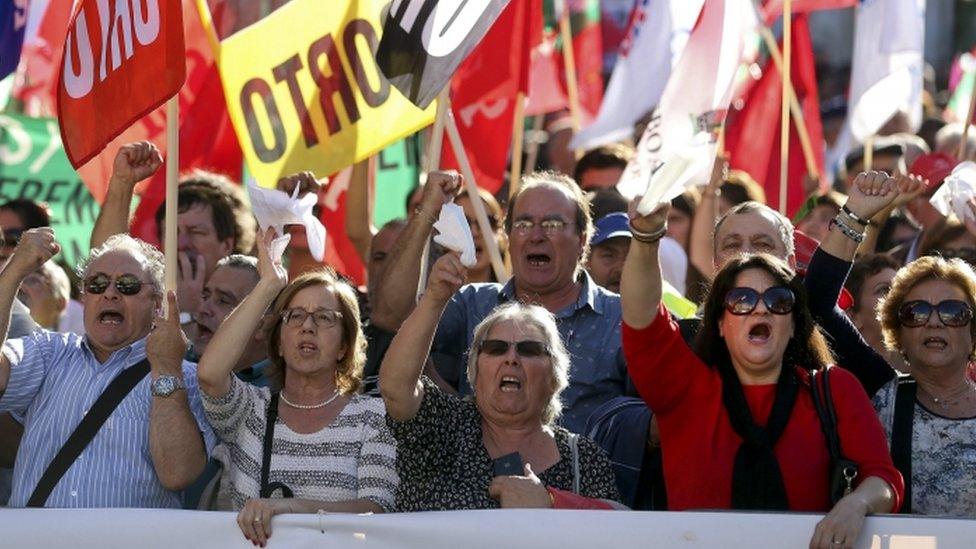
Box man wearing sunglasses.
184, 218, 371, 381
0, 229, 215, 508
373, 171, 628, 434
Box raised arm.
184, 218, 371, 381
197, 229, 287, 397
345, 159, 374, 264
370, 171, 461, 331
689, 155, 726, 280
0, 229, 59, 394
380, 252, 466, 421
90, 142, 162, 249
621, 200, 671, 329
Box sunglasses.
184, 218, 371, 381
84, 273, 152, 296
724, 286, 796, 315
478, 339, 550, 358
897, 300, 973, 328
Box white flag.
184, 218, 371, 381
617, 0, 756, 201
570, 0, 704, 151
847, 0, 925, 141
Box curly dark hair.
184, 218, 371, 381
693, 254, 834, 371
154, 170, 257, 254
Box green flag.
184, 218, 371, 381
374, 135, 420, 228
0, 113, 100, 267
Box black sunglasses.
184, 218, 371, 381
898, 300, 973, 328
84, 273, 151, 296
478, 339, 550, 358
724, 286, 796, 316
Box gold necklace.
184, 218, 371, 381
279, 389, 340, 410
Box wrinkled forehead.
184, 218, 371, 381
513, 184, 578, 221
85, 249, 151, 278
486, 317, 547, 341
716, 211, 788, 248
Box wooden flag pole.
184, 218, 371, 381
958, 81, 976, 160
445, 108, 509, 283
509, 92, 527, 201
417, 88, 451, 302
558, 0, 582, 138
759, 27, 819, 181
778, 0, 793, 215
864, 136, 875, 171
525, 114, 545, 174
164, 97, 179, 316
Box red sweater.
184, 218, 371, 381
624, 304, 903, 512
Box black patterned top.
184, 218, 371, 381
388, 377, 620, 511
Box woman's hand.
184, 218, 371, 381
257, 228, 289, 291
237, 498, 293, 547
488, 463, 552, 509
425, 252, 467, 304
418, 170, 462, 221
844, 171, 899, 221
809, 494, 869, 549
628, 197, 670, 236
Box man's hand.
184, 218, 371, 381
147, 291, 189, 376
5, 228, 59, 279
707, 153, 729, 192
276, 171, 324, 197
844, 171, 898, 221
110, 141, 162, 188
488, 464, 552, 509
418, 171, 462, 221
177, 252, 206, 316
628, 198, 669, 236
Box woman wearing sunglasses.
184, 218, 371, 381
804, 171, 976, 517
380, 251, 620, 511
621, 199, 902, 549
196, 230, 398, 547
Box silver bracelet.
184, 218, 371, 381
830, 215, 865, 243
629, 221, 667, 244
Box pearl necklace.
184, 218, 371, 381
279, 389, 340, 410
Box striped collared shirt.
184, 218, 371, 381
1, 331, 216, 508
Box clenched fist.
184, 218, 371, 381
110, 141, 163, 189
6, 228, 59, 279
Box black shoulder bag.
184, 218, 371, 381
890, 374, 916, 514
27, 358, 151, 507
809, 366, 860, 504
259, 392, 294, 498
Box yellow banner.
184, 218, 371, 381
198, 0, 435, 187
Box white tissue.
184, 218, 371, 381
930, 161, 976, 224
432, 202, 478, 267
246, 179, 327, 262
636, 144, 706, 215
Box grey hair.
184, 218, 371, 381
466, 303, 570, 426
713, 200, 795, 258
216, 253, 258, 276
77, 234, 164, 295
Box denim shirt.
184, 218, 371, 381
431, 273, 629, 434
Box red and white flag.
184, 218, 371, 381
571, 0, 704, 150
760, 0, 856, 25
617, 0, 757, 200
58, 0, 185, 169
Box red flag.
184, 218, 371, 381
725, 15, 824, 217
57, 0, 185, 169
761, 0, 856, 26
561, 0, 603, 123
443, 0, 541, 194
525, 28, 568, 115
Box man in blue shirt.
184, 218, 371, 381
373, 171, 628, 434
0, 229, 214, 508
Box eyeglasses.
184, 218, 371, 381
281, 308, 343, 329
723, 286, 796, 315
932, 248, 976, 266
83, 273, 152, 296
478, 339, 550, 358
897, 300, 973, 328
511, 219, 573, 236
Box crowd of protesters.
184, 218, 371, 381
1, 70, 976, 549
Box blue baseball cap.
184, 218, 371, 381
592, 212, 632, 246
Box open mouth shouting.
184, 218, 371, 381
499, 375, 523, 393
97, 309, 125, 326
922, 335, 948, 350
526, 253, 552, 268
297, 341, 319, 357
747, 322, 772, 344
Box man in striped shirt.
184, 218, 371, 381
0, 229, 215, 508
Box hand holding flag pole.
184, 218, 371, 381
164, 98, 179, 318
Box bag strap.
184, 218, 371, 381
568, 433, 580, 495
27, 358, 151, 507
809, 367, 841, 460
891, 374, 916, 514
259, 393, 293, 498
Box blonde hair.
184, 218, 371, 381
265, 269, 366, 393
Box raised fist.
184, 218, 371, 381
110, 141, 163, 188
8, 228, 59, 279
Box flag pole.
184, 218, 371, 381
778, 0, 792, 215
509, 92, 527, 200
525, 114, 545, 173
164, 97, 179, 316
758, 26, 819, 181
959, 81, 976, 160
864, 136, 874, 171
417, 88, 451, 302
445, 108, 509, 283
558, 0, 583, 140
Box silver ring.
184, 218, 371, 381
831, 540, 844, 545
253, 517, 261, 523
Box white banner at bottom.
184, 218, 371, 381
0, 508, 973, 548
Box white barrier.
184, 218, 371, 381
0, 508, 974, 548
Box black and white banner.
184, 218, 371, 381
376, 0, 512, 108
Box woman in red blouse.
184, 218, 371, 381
620, 200, 903, 549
